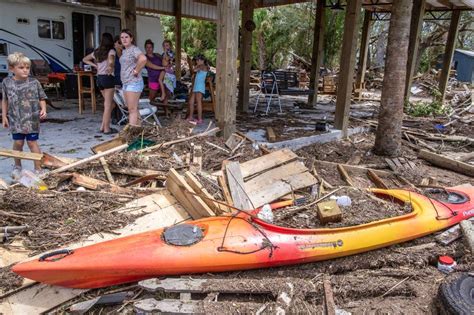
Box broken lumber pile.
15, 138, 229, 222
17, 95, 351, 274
216, 149, 317, 209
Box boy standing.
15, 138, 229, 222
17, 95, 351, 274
2, 52, 47, 180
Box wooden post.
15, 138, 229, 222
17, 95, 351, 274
216, 0, 240, 138
439, 10, 461, 101
308, 0, 325, 106
175, 0, 182, 81
237, 0, 255, 112
334, 0, 362, 135
404, 0, 425, 99
355, 10, 372, 93
119, 0, 136, 37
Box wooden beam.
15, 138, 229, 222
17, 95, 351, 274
225, 161, 253, 210
334, 0, 362, 135
119, 0, 137, 38
237, 0, 254, 112
216, 0, 240, 138
438, 9, 461, 101
404, 0, 426, 99
355, 10, 372, 92
308, 0, 325, 106
419, 149, 474, 177
175, 0, 182, 81
0, 149, 42, 161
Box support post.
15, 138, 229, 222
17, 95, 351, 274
439, 10, 461, 101
120, 0, 136, 37
216, 0, 240, 138
237, 0, 255, 112
308, 0, 325, 106
334, 0, 362, 135
355, 10, 372, 93
404, 0, 425, 99
175, 0, 182, 81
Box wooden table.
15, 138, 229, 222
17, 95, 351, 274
76, 71, 96, 114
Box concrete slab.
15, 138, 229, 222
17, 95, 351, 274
0, 101, 119, 184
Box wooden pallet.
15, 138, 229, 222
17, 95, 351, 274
385, 157, 416, 172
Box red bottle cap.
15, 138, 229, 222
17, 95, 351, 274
439, 255, 454, 265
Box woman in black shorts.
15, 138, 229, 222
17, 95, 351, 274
83, 33, 118, 134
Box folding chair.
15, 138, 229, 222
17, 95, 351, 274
113, 88, 162, 127
253, 71, 282, 114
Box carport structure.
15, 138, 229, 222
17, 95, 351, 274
81, 0, 472, 138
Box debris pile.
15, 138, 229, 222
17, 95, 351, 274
0, 106, 472, 314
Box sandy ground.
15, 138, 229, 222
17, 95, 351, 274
0, 100, 121, 183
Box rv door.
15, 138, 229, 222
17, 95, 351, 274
99, 15, 121, 39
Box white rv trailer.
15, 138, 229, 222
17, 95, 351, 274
0, 0, 164, 78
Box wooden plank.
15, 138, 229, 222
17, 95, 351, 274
71, 173, 131, 194
248, 172, 317, 208
119, 0, 136, 38
0, 149, 42, 161
91, 136, 127, 154
110, 167, 164, 177
225, 161, 253, 210
392, 158, 403, 169
337, 164, 355, 187
385, 158, 398, 172
419, 149, 474, 177
166, 169, 215, 219
334, 0, 362, 135
244, 161, 308, 194
135, 298, 262, 314
183, 171, 225, 214
218, 174, 234, 207
323, 275, 336, 315
266, 127, 276, 142
435, 224, 463, 246
48, 144, 128, 176
367, 169, 389, 189
139, 277, 316, 294
225, 133, 244, 150
239, 149, 298, 179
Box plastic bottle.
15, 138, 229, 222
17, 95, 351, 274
437, 256, 456, 274
257, 204, 274, 223
19, 170, 48, 191
330, 195, 352, 207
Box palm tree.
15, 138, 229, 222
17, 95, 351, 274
374, 0, 413, 156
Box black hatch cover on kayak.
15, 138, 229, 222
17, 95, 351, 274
163, 224, 203, 246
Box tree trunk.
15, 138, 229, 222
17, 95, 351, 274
258, 32, 266, 70
374, 0, 413, 156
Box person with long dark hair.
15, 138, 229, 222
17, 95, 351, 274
119, 29, 147, 126
83, 32, 117, 134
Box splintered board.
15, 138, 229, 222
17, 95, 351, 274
166, 169, 215, 219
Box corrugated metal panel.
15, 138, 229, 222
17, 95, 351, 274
133, 0, 216, 20
182, 0, 217, 20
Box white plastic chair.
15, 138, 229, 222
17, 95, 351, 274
113, 88, 162, 127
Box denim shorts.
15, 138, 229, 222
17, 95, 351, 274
12, 133, 39, 141
123, 80, 144, 93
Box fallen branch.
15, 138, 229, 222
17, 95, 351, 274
419, 149, 474, 177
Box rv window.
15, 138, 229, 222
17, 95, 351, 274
38, 19, 51, 39
0, 43, 7, 56
52, 21, 65, 40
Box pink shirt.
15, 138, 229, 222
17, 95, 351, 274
92, 49, 116, 75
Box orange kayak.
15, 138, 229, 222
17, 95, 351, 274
13, 187, 474, 289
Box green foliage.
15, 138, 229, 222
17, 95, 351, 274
404, 97, 448, 117
161, 16, 217, 65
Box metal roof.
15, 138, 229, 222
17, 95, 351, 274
455, 49, 474, 57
